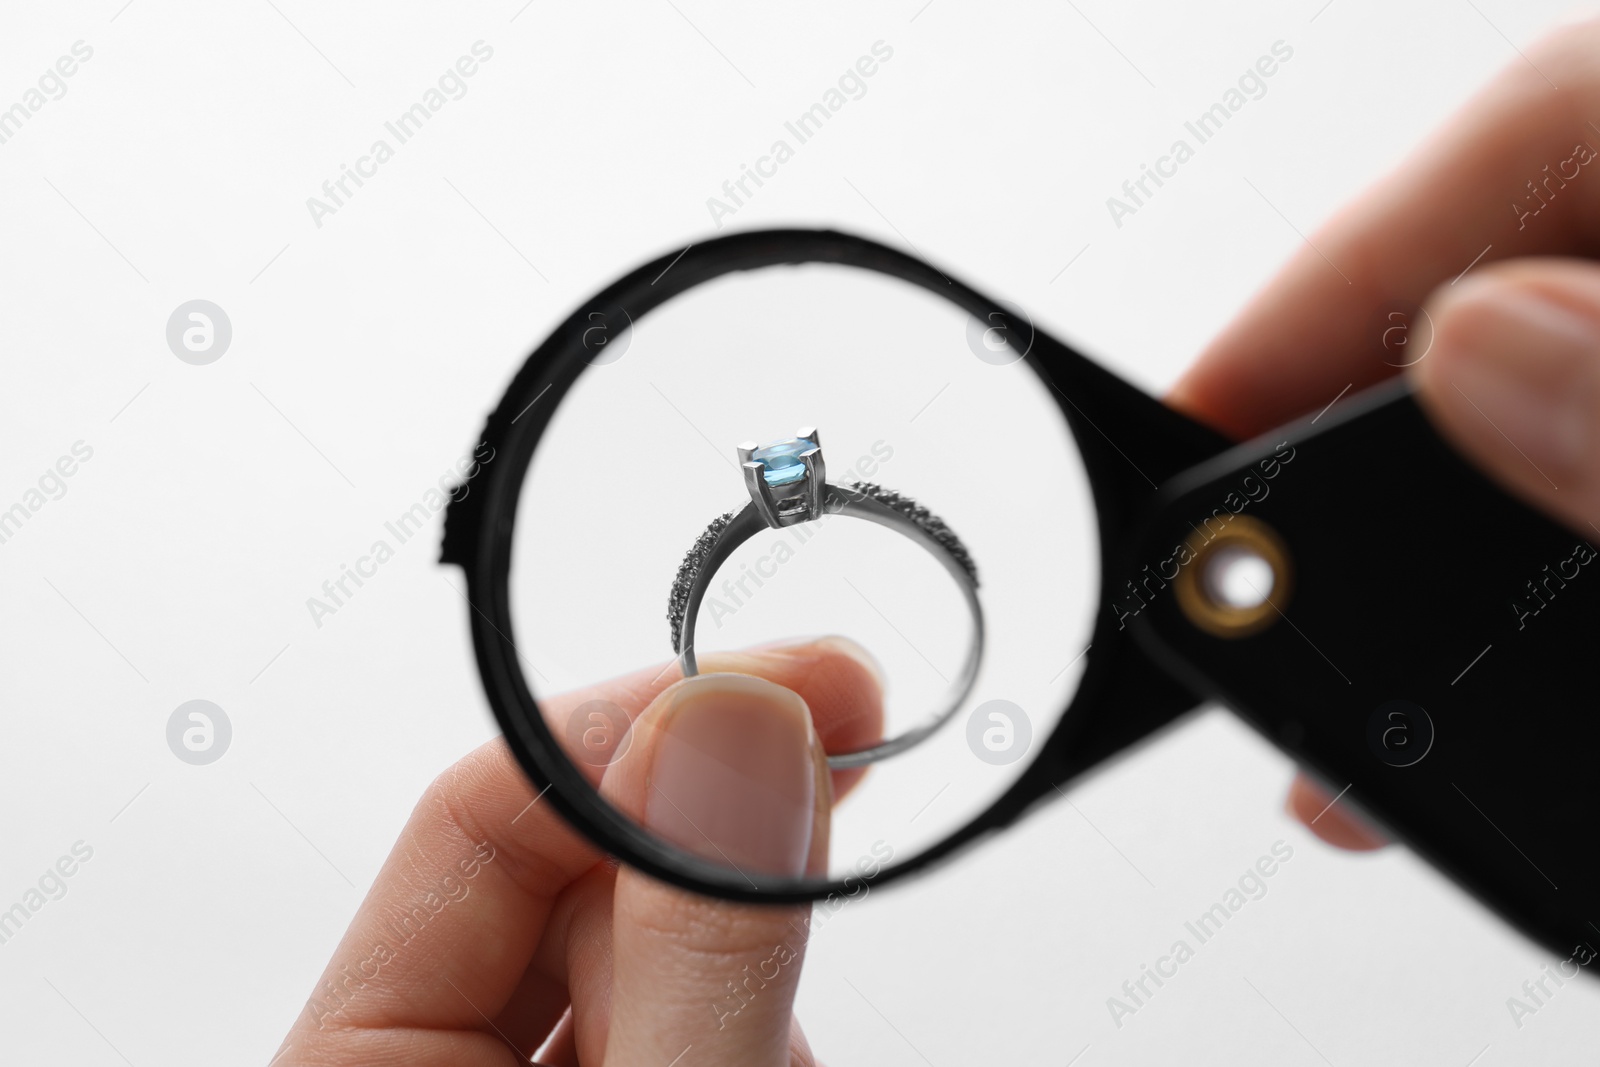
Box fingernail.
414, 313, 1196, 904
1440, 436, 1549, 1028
1432, 284, 1600, 480
645, 673, 821, 877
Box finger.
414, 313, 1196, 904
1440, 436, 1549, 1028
511, 861, 617, 1063
489, 864, 614, 1053
503, 638, 883, 1061
276, 735, 599, 1064
601, 673, 830, 1066
1410, 258, 1600, 535
545, 639, 884, 1064
1285, 773, 1388, 851
1169, 19, 1600, 438
276, 637, 881, 1065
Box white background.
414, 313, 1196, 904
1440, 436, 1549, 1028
1, 1, 1596, 1064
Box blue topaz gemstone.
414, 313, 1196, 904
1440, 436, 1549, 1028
751, 437, 812, 486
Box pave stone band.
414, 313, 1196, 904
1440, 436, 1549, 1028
667, 483, 977, 653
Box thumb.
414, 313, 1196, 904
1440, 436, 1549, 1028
599, 672, 831, 1067
1411, 258, 1600, 535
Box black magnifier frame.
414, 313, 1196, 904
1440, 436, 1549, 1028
449, 228, 1600, 964
440, 227, 1230, 905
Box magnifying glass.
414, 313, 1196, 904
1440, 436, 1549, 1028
442, 229, 1600, 963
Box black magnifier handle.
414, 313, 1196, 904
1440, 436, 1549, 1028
1127, 377, 1600, 961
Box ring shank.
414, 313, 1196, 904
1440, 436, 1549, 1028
675, 482, 984, 769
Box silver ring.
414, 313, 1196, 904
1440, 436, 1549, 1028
667, 429, 984, 769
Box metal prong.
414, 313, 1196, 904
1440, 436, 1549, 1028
736, 441, 758, 464
800, 446, 825, 518
798, 427, 819, 448
743, 460, 782, 527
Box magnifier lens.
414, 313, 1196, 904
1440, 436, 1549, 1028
506, 263, 1097, 891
